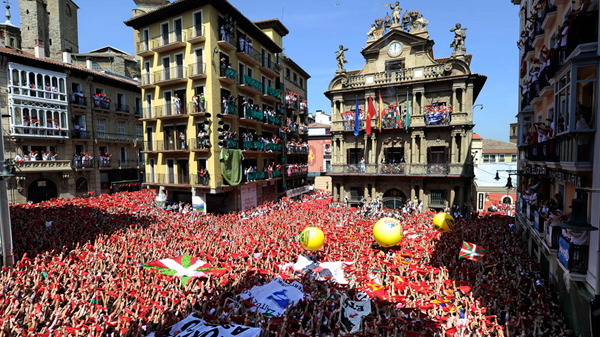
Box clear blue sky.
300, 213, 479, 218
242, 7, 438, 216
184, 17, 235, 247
11, 0, 519, 141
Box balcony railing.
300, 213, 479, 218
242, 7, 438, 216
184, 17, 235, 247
187, 25, 205, 41
266, 143, 282, 152
134, 106, 143, 116
190, 138, 210, 151
266, 86, 281, 100
70, 94, 87, 106
117, 104, 129, 113
243, 75, 263, 92
545, 223, 562, 250
153, 66, 186, 84
243, 140, 264, 151
221, 67, 236, 80
222, 138, 238, 149
151, 30, 186, 50
242, 109, 264, 122
266, 115, 281, 126
136, 40, 152, 54
96, 132, 139, 143
286, 146, 309, 155
142, 141, 155, 152
261, 59, 281, 74
72, 158, 94, 169
345, 64, 447, 88
328, 164, 473, 176
99, 158, 112, 168
224, 104, 237, 116
156, 139, 190, 151
558, 237, 589, 274
119, 159, 134, 168
188, 62, 206, 78
286, 166, 309, 176
190, 173, 210, 186
15, 160, 72, 172
246, 171, 266, 182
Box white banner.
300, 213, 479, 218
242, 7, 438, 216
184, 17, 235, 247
148, 314, 260, 337
240, 277, 304, 317
241, 184, 257, 210
279, 255, 353, 284
341, 295, 371, 333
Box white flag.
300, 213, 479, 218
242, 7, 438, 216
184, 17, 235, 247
341, 295, 371, 333
148, 314, 260, 337
240, 277, 304, 317
279, 255, 353, 284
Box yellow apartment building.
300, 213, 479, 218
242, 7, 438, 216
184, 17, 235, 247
125, 0, 292, 213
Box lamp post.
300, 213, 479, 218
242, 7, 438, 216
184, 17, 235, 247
472, 104, 483, 113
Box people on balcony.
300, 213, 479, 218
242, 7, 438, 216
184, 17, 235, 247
99, 152, 112, 167
93, 93, 111, 109
222, 94, 236, 115
173, 94, 182, 114
286, 163, 309, 176
198, 168, 210, 185
192, 93, 205, 113
286, 140, 308, 154
197, 128, 209, 149
178, 132, 187, 150
72, 91, 84, 105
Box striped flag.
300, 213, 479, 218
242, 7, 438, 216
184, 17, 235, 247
459, 241, 486, 262
378, 91, 383, 132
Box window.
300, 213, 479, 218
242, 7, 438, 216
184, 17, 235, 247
348, 149, 362, 165
117, 93, 125, 112
429, 146, 446, 164
512, 154, 517, 162
498, 154, 505, 162
293, 73, 297, 83
386, 148, 404, 163
429, 190, 447, 208
9, 38, 15, 47
575, 66, 597, 130
97, 119, 105, 138
118, 122, 126, 140
299, 78, 304, 88
135, 97, 142, 114
120, 147, 127, 163
286, 68, 290, 79
136, 124, 143, 139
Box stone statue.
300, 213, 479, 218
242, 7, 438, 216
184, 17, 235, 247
384, 12, 393, 31
415, 14, 428, 31
383, 1, 402, 25
450, 23, 468, 55
402, 10, 411, 31
336, 45, 349, 73
367, 24, 377, 40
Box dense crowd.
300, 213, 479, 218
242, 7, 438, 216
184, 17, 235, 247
0, 190, 573, 336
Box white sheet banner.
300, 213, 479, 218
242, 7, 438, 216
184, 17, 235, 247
341, 295, 371, 333
148, 314, 260, 337
240, 277, 304, 317
279, 255, 353, 284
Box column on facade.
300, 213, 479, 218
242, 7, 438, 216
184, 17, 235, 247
371, 135, 377, 164
411, 136, 416, 164
452, 88, 457, 112
364, 185, 369, 200
333, 181, 338, 200
411, 184, 416, 201
450, 188, 456, 207
451, 133, 457, 164
460, 133, 467, 163
363, 134, 369, 164
420, 136, 426, 164
461, 86, 467, 113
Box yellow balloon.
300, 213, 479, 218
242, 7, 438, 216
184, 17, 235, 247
300, 227, 325, 251
373, 217, 403, 247
433, 212, 455, 233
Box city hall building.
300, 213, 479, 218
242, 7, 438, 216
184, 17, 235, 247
325, 7, 486, 210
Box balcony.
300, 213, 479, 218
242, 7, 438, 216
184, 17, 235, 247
140, 106, 156, 121
151, 30, 187, 54
328, 164, 473, 176
263, 86, 281, 104
222, 138, 238, 149
242, 140, 265, 152
156, 139, 190, 152
71, 130, 91, 140
134, 106, 143, 117
425, 113, 450, 127
154, 104, 188, 119
246, 171, 266, 182
188, 63, 207, 80
186, 25, 205, 44
286, 165, 309, 176
99, 158, 113, 169
190, 138, 210, 152
558, 237, 589, 275
236, 48, 261, 67
240, 109, 264, 123
266, 143, 282, 152
565, 10, 598, 60
188, 102, 207, 116
70, 94, 87, 108
72, 158, 94, 170
190, 173, 210, 186
237, 75, 263, 96
265, 115, 281, 127
287, 146, 308, 155
153, 66, 187, 86
224, 104, 237, 117
153, 173, 191, 186
96, 132, 139, 143
136, 40, 153, 57
523, 140, 559, 162
16, 160, 72, 172
219, 68, 237, 85
118, 159, 135, 168
217, 34, 236, 52
93, 100, 112, 112
344, 64, 449, 88
141, 141, 157, 153
141, 73, 155, 89
545, 223, 562, 250
116, 104, 129, 114
260, 59, 281, 78
10, 125, 69, 139
271, 169, 283, 179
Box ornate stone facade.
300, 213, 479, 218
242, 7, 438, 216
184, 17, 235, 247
325, 5, 486, 210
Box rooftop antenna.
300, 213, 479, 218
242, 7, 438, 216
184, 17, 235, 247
281, 7, 284, 20
4, 0, 13, 25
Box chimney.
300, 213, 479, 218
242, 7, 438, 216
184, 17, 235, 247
62, 52, 72, 64
34, 39, 45, 59
86, 57, 93, 70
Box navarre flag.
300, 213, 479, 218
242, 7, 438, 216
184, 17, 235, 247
459, 241, 486, 263
143, 255, 227, 286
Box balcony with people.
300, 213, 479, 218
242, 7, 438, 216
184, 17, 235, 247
98, 152, 113, 169
157, 129, 190, 152
93, 93, 112, 111
285, 91, 298, 110
286, 140, 308, 155
221, 94, 238, 117
555, 198, 595, 276
190, 169, 210, 187
72, 153, 94, 170
424, 104, 451, 126
219, 59, 237, 85
237, 74, 263, 96
70, 91, 87, 107
13, 151, 71, 172
9, 107, 69, 138
236, 37, 261, 67
286, 163, 309, 177
8, 67, 68, 103
189, 93, 207, 115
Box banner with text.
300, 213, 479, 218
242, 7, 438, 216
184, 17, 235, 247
240, 277, 304, 317
148, 314, 260, 337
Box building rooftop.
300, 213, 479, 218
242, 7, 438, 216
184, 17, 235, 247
308, 123, 331, 128
0, 46, 140, 89
482, 139, 517, 153
254, 19, 289, 37
472, 133, 483, 140
124, 0, 282, 53
474, 163, 517, 188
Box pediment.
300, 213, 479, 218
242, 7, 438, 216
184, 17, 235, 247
361, 28, 431, 57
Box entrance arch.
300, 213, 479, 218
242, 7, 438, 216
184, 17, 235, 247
382, 188, 407, 209
28, 179, 57, 203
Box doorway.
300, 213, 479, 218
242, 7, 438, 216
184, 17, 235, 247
28, 179, 58, 203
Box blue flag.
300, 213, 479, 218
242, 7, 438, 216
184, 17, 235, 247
354, 95, 360, 137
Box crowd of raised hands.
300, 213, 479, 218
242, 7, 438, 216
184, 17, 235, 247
0, 189, 573, 337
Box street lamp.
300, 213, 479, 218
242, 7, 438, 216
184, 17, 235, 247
472, 104, 483, 112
